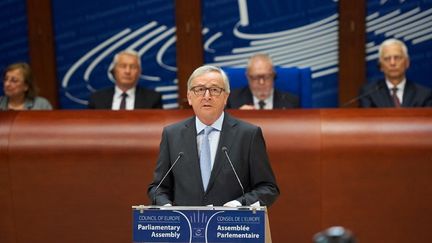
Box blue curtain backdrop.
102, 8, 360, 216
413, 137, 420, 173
202, 0, 339, 108
52, 0, 177, 109
366, 0, 432, 89
0, 0, 29, 95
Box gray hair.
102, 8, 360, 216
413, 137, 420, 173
247, 53, 275, 73
378, 38, 409, 60
187, 65, 230, 93
111, 49, 142, 70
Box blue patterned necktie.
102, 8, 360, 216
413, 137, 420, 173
200, 126, 213, 191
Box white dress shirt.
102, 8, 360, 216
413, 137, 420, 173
386, 79, 406, 104
112, 86, 136, 110
252, 89, 274, 109
195, 112, 224, 169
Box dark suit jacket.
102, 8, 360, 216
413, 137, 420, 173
359, 80, 432, 108
148, 113, 279, 207
88, 86, 162, 109
226, 86, 299, 109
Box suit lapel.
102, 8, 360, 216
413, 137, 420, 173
242, 88, 254, 107
134, 87, 146, 108
381, 87, 395, 107
273, 90, 282, 108
180, 118, 204, 190
402, 81, 415, 107
372, 81, 394, 107
104, 88, 115, 109
206, 113, 238, 192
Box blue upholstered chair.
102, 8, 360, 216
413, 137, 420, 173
222, 66, 313, 108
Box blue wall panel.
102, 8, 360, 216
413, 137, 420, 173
202, 0, 339, 108
52, 0, 177, 109
0, 0, 29, 95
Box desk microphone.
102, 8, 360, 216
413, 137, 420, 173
221, 146, 246, 206
152, 152, 184, 205
313, 226, 356, 243
342, 83, 385, 107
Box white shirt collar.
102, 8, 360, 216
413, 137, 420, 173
113, 86, 136, 110
386, 79, 405, 104
385, 79, 406, 91
195, 112, 224, 134
114, 86, 136, 97
253, 89, 274, 109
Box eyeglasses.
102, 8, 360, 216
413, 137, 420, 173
190, 86, 225, 96
247, 74, 274, 83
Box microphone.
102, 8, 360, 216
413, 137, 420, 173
152, 152, 184, 206
313, 226, 356, 243
342, 83, 385, 107
221, 146, 246, 206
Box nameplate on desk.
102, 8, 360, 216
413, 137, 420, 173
132, 206, 266, 243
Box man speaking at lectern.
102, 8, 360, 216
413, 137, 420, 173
148, 65, 279, 207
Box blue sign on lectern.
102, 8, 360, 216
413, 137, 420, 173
132, 206, 270, 243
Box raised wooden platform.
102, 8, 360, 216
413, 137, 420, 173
1, 109, 431, 243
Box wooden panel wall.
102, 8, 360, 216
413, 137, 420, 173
175, 0, 203, 108
26, 0, 58, 107
1, 109, 432, 243
338, 0, 366, 107
0, 112, 16, 243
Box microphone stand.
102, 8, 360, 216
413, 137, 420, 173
151, 152, 184, 207
222, 147, 247, 206
342, 83, 384, 107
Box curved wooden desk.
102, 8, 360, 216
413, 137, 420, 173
1, 109, 431, 243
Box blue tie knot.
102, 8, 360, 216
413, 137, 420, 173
204, 126, 213, 136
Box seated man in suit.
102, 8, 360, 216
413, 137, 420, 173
148, 65, 279, 207
359, 39, 432, 107
88, 50, 162, 109
226, 53, 299, 109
